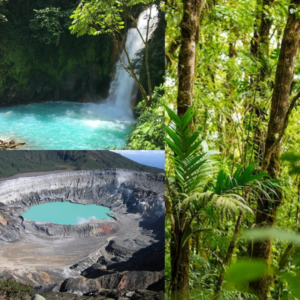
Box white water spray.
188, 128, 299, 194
107, 4, 159, 119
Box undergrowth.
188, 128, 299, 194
0, 277, 35, 299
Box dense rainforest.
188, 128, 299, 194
165, 0, 300, 299
0, 0, 164, 149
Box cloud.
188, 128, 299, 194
76, 216, 96, 225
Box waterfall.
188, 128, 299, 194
107, 4, 159, 119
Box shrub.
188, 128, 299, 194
0, 277, 35, 299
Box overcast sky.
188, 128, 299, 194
112, 150, 165, 169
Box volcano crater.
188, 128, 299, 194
0, 169, 165, 296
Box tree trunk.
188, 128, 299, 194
144, 5, 152, 104
215, 212, 243, 294
258, 0, 274, 80
177, 0, 204, 117
170, 217, 191, 300
250, 0, 274, 165
249, 2, 300, 299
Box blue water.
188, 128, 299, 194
21, 201, 113, 225
0, 101, 134, 149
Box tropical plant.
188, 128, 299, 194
165, 105, 279, 299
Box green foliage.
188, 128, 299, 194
281, 153, 300, 175
165, 105, 276, 212
29, 7, 73, 45
70, 0, 155, 38
0, 1, 112, 96
125, 86, 164, 150
0, 0, 7, 22
224, 260, 270, 289
165, 0, 300, 298
219, 228, 300, 299
243, 227, 300, 246
0, 277, 35, 299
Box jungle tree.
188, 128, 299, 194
250, 1, 300, 298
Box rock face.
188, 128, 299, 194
0, 64, 111, 107
37, 289, 164, 299
0, 169, 165, 296
60, 270, 164, 295
0, 214, 7, 226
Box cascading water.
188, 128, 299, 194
108, 4, 159, 119
0, 5, 159, 149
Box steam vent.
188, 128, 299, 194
0, 169, 165, 298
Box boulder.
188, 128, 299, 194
31, 295, 46, 300
0, 214, 7, 226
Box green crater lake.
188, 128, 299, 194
21, 202, 113, 225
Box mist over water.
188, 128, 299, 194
76, 216, 97, 225
0, 5, 159, 149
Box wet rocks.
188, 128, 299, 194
0, 139, 26, 150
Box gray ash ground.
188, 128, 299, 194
0, 169, 165, 299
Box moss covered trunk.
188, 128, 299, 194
177, 0, 204, 117
249, 2, 300, 299
170, 214, 191, 300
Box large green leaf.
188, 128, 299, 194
224, 260, 270, 288
243, 228, 300, 246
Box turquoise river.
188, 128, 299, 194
0, 101, 133, 149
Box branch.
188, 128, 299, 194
281, 89, 300, 140
288, 89, 300, 116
